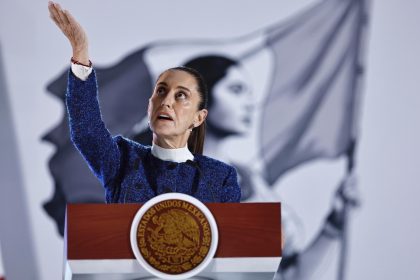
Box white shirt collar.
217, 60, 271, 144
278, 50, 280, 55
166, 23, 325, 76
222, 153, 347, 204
151, 143, 194, 163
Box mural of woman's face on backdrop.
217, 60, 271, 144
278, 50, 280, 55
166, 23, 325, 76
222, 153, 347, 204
207, 65, 254, 136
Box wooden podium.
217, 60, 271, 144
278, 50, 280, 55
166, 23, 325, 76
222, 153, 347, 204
64, 203, 282, 280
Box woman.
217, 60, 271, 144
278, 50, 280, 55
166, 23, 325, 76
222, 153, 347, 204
48, 1, 240, 203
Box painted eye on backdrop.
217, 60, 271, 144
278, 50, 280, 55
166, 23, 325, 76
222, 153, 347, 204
228, 83, 246, 94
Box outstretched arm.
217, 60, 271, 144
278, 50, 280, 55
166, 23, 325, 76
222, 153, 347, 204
48, 2, 121, 188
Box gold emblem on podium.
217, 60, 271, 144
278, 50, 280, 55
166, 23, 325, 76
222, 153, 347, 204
131, 193, 218, 279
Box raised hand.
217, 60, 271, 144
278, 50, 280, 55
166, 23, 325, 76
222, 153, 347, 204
48, 1, 89, 65
334, 171, 360, 210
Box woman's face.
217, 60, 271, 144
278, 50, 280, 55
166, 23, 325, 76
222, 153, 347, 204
148, 70, 207, 142
207, 66, 254, 135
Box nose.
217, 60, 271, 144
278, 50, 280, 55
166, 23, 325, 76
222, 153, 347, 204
244, 101, 255, 113
160, 94, 174, 108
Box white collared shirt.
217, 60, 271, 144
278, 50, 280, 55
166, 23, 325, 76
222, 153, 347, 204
151, 143, 194, 163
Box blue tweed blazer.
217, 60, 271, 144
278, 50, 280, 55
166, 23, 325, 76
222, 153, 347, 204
66, 69, 241, 203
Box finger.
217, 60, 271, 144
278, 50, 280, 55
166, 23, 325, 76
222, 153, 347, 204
63, 9, 78, 26
49, 13, 61, 27
340, 186, 361, 207
49, 2, 64, 27
49, 12, 64, 31
47, 1, 55, 11
342, 188, 357, 201
54, 3, 68, 26
337, 173, 357, 196
61, 9, 71, 25
48, 3, 59, 22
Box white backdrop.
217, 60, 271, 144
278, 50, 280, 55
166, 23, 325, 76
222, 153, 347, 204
0, 0, 419, 279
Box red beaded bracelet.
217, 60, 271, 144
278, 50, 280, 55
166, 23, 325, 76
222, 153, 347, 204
71, 57, 92, 67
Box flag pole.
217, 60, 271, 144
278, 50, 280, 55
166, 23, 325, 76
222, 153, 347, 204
337, 138, 356, 280
338, 0, 371, 278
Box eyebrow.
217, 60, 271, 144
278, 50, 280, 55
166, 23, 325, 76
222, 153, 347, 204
157, 82, 191, 93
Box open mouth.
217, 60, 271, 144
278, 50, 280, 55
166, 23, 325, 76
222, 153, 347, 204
157, 114, 173, 121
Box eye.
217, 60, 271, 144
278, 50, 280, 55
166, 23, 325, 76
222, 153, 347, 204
175, 91, 187, 100
228, 83, 245, 94
156, 86, 166, 95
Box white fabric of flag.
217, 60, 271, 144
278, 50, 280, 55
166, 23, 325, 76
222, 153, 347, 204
260, 0, 368, 185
